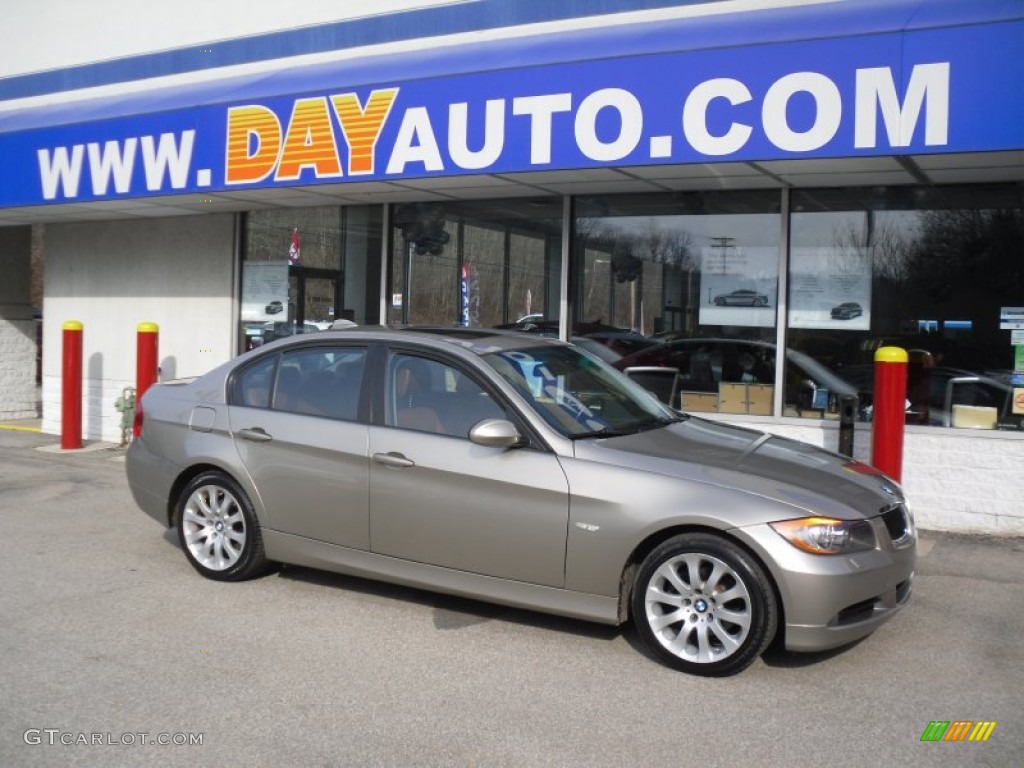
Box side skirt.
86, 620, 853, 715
263, 529, 621, 626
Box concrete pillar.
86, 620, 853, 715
0, 226, 38, 420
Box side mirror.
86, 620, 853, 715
468, 419, 523, 448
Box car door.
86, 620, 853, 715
368, 350, 570, 587
227, 344, 371, 549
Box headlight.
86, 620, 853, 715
770, 517, 876, 555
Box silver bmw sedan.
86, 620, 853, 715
126, 326, 915, 676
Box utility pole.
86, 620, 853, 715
709, 236, 735, 275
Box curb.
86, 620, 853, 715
0, 423, 42, 433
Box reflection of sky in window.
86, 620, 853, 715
576, 214, 780, 251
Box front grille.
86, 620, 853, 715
880, 503, 914, 549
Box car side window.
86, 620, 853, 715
234, 355, 277, 408
386, 353, 505, 437
272, 347, 367, 421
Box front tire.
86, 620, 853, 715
632, 533, 777, 676
176, 471, 269, 581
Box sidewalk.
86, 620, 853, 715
0, 419, 125, 455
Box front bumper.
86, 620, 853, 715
734, 521, 916, 652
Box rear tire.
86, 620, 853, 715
176, 471, 269, 581
631, 533, 777, 676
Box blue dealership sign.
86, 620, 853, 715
1, 14, 1021, 208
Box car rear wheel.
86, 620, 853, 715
632, 533, 777, 676
176, 471, 269, 582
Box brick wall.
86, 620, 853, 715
0, 226, 38, 420
0, 318, 38, 419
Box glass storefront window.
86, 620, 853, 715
240, 206, 381, 351
507, 232, 550, 325
234, 182, 1022, 432
788, 183, 1024, 430
573, 191, 782, 415
389, 199, 562, 327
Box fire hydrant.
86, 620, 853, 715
114, 386, 136, 447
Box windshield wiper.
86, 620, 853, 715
570, 427, 631, 439
572, 414, 683, 439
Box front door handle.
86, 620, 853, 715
372, 451, 415, 468
238, 427, 273, 443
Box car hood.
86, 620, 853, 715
573, 416, 901, 519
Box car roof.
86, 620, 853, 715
251, 324, 566, 357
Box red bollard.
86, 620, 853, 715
871, 346, 908, 482
136, 322, 160, 404
61, 320, 83, 450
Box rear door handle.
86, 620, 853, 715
238, 427, 273, 443
372, 452, 415, 468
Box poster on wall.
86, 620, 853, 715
241, 261, 289, 322
697, 245, 777, 328
788, 246, 871, 330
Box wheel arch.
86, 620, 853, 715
167, 463, 254, 529
617, 524, 786, 642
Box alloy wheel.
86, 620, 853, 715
181, 483, 248, 571
643, 552, 754, 665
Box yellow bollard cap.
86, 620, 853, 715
62, 320, 83, 331
137, 322, 159, 333
874, 346, 908, 364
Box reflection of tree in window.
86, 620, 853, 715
391, 200, 561, 327
577, 218, 694, 334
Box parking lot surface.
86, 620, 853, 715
1, 428, 1021, 767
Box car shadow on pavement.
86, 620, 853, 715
760, 635, 865, 668
276, 564, 623, 642
157, 529, 861, 670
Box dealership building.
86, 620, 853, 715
0, 0, 1021, 533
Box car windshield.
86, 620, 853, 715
482, 344, 682, 438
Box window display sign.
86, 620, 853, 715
698, 246, 777, 328
241, 261, 289, 322
788, 246, 871, 330
1000, 307, 1024, 330
1014, 348, 1024, 416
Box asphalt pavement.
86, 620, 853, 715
0, 426, 1021, 768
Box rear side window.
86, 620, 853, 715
272, 347, 367, 421
235, 355, 276, 408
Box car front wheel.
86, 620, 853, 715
176, 471, 269, 581
632, 533, 777, 676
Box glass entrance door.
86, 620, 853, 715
290, 270, 340, 331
